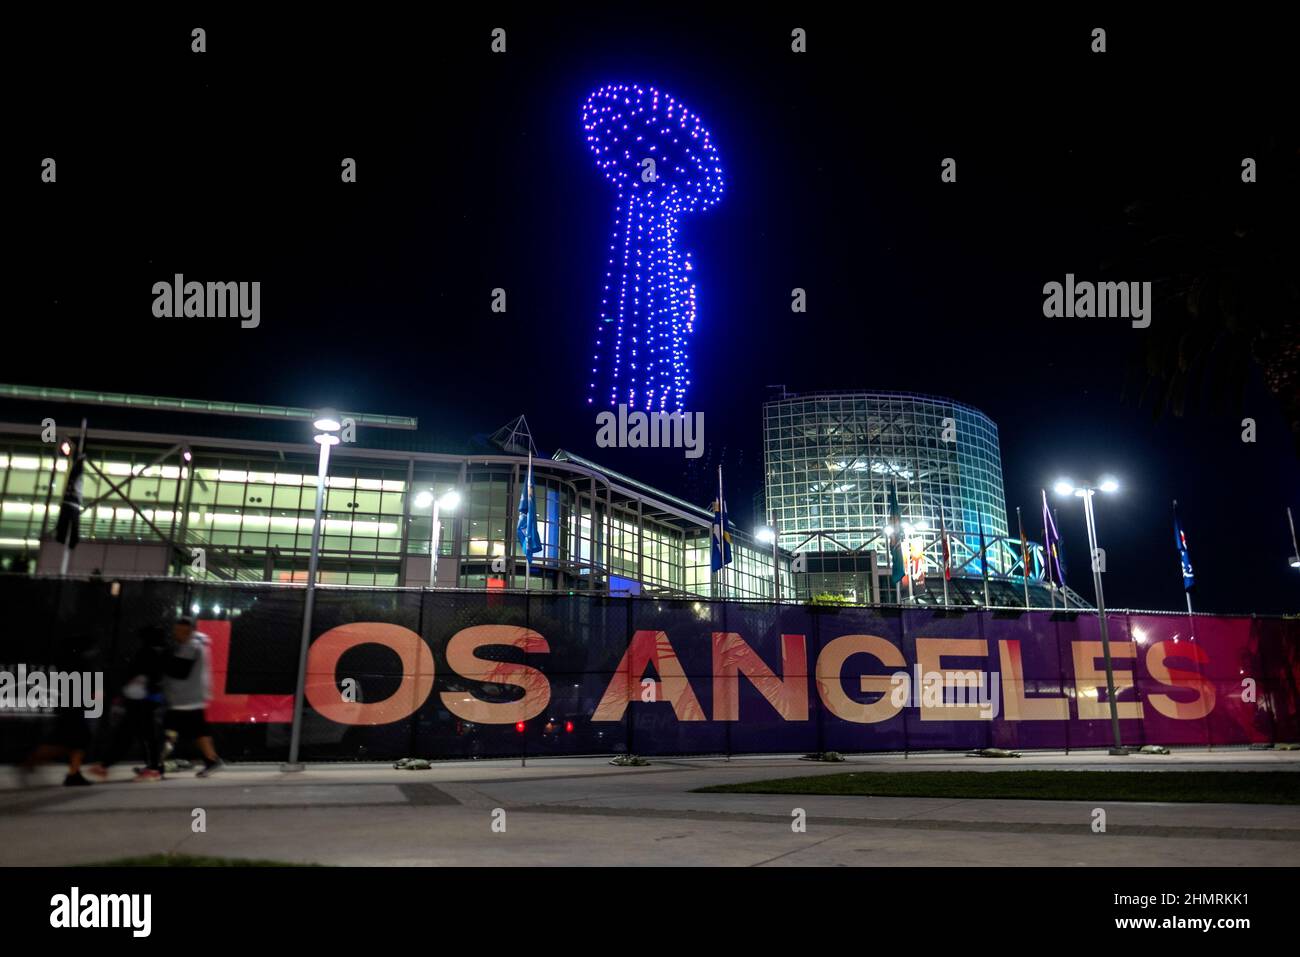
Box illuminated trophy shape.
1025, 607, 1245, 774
582, 83, 725, 412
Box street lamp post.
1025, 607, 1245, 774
1287, 506, 1300, 570
1056, 476, 1128, 756
283, 411, 342, 772
756, 523, 779, 602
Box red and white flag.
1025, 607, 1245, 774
939, 503, 952, 581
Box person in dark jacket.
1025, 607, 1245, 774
18, 638, 100, 787
88, 626, 168, 781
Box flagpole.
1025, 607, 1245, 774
1288, 506, 1300, 569
1175, 499, 1194, 637
59, 418, 88, 577
1044, 489, 1055, 609
1041, 490, 1054, 610
524, 451, 532, 594
1045, 488, 1055, 608
38, 437, 60, 544
717, 465, 726, 598
939, 502, 950, 607
978, 511, 990, 607
1017, 506, 1030, 610
1053, 507, 1065, 607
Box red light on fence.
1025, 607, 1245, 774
565, 721, 574, 733
515, 721, 526, 733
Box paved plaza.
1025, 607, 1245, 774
2, 750, 1297, 866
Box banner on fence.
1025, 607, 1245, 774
1, 580, 1297, 760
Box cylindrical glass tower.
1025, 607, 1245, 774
762, 391, 1008, 551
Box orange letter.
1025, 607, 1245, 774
305, 623, 434, 725
439, 625, 551, 724
713, 632, 808, 721
915, 638, 989, 721
1145, 640, 1215, 720
1071, 641, 1142, 720
998, 639, 1069, 721
816, 634, 905, 724
592, 630, 705, 721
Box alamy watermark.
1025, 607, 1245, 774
0, 665, 103, 718
1042, 274, 1151, 329
152, 275, 260, 328
596, 404, 704, 459
889, 666, 1001, 719
50, 887, 151, 937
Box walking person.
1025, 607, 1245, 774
87, 625, 168, 782
19, 637, 100, 787
154, 616, 224, 778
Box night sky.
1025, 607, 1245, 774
11, 9, 1298, 613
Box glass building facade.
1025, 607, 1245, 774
760, 391, 1082, 607
764, 391, 1008, 547
0, 385, 1078, 608
0, 413, 789, 601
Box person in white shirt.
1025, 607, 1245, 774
148, 616, 223, 779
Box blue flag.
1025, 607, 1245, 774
710, 468, 733, 572
516, 459, 541, 569
887, 482, 906, 585
1174, 503, 1194, 591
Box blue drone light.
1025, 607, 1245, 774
581, 83, 725, 411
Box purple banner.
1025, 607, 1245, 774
1, 578, 1297, 761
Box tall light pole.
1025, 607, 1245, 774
416, 488, 461, 588
1055, 476, 1128, 756
1287, 506, 1300, 570
755, 523, 779, 602
284, 410, 341, 772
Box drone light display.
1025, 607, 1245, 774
581, 83, 725, 411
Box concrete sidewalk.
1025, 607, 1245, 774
2, 750, 1298, 866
